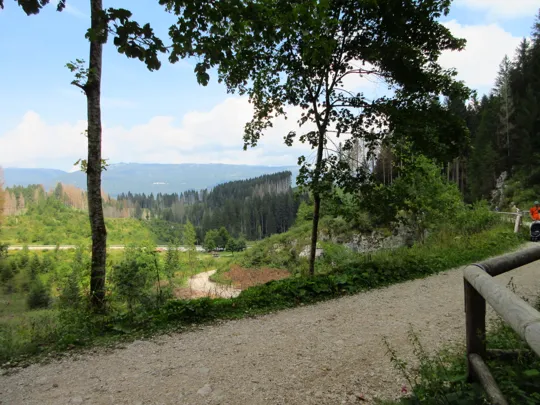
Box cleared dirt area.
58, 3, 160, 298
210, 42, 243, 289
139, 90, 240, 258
175, 270, 242, 299
174, 266, 290, 299
221, 265, 290, 289
1, 244, 539, 405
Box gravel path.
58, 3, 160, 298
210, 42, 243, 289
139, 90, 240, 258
1, 245, 540, 405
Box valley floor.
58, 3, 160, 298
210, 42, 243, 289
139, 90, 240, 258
1, 244, 540, 405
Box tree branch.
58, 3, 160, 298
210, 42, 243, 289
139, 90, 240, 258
336, 68, 391, 84
71, 82, 87, 92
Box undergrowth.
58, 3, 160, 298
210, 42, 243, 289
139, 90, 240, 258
0, 223, 524, 365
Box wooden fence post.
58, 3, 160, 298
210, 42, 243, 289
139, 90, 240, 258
514, 213, 522, 234
464, 276, 486, 381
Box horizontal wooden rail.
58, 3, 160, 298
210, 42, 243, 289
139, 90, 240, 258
464, 245, 540, 402
475, 245, 540, 276
464, 266, 540, 356
493, 211, 525, 233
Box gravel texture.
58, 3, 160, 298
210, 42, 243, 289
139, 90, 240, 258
1, 244, 539, 405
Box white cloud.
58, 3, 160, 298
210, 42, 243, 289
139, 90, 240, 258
439, 20, 523, 89
454, 0, 539, 19
0, 98, 321, 170
341, 61, 390, 99
0, 111, 88, 168
63, 3, 88, 19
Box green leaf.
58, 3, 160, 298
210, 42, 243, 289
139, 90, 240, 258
523, 369, 540, 378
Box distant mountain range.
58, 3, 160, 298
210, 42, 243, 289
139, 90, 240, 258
4, 163, 300, 197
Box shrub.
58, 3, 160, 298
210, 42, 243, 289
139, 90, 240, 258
58, 269, 82, 310
390, 156, 464, 242
27, 278, 51, 309
451, 201, 499, 235
110, 243, 159, 313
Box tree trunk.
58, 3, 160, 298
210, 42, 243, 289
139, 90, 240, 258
382, 153, 386, 185
309, 130, 326, 276
87, 0, 107, 311
456, 158, 460, 192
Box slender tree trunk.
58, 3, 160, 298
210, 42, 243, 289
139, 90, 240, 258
87, 0, 107, 311
309, 130, 326, 276
456, 158, 460, 191
382, 153, 386, 185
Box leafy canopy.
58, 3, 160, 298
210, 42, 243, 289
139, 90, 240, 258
0, 0, 66, 14
161, 0, 470, 192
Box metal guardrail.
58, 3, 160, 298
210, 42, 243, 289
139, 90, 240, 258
463, 246, 540, 405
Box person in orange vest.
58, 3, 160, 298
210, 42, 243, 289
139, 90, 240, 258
530, 201, 540, 221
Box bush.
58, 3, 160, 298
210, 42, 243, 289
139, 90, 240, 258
110, 243, 160, 313
58, 269, 82, 310
451, 201, 499, 235
0, 310, 59, 362
390, 156, 464, 242
27, 278, 51, 309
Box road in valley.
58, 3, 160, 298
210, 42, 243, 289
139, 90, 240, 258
7, 245, 206, 252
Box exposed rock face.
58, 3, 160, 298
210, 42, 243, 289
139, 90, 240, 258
491, 171, 507, 209
276, 224, 415, 259
299, 247, 324, 258
320, 224, 414, 254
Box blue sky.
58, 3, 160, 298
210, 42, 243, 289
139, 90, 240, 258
0, 0, 538, 170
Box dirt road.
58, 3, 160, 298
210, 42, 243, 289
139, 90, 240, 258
187, 270, 241, 298
1, 245, 539, 405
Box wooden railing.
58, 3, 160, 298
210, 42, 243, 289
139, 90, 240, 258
493, 210, 524, 233
463, 246, 540, 405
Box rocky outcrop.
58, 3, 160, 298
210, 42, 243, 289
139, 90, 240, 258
491, 171, 507, 209
320, 224, 414, 254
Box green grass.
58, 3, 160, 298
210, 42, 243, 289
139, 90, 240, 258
3, 209, 156, 245
0, 219, 526, 366
0, 292, 27, 322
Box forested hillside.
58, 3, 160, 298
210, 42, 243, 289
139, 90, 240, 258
464, 23, 540, 207
116, 171, 304, 240
2, 172, 303, 244
369, 15, 540, 211
2, 193, 154, 245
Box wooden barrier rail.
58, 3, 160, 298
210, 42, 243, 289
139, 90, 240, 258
463, 245, 540, 404
493, 211, 524, 233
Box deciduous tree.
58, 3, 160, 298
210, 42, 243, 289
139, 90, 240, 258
161, 0, 469, 274
3, 0, 166, 310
